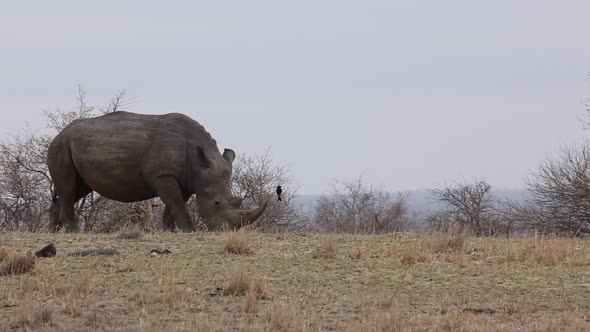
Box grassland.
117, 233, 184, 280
1, 230, 590, 331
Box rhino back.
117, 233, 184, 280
56, 112, 209, 202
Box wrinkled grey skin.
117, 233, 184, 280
47, 111, 267, 232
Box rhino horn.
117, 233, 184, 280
238, 202, 268, 226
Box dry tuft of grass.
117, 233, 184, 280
264, 302, 302, 332
0, 252, 35, 276
400, 244, 429, 266
0, 247, 9, 261
422, 228, 467, 254
224, 271, 252, 296
224, 232, 253, 255
312, 239, 338, 259
117, 227, 144, 240
84, 308, 101, 328
251, 279, 268, 299
504, 237, 588, 267
158, 274, 187, 307
14, 300, 54, 329
242, 278, 269, 314
349, 247, 368, 260
347, 309, 404, 332
243, 290, 259, 315
63, 292, 82, 318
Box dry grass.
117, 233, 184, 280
1, 231, 590, 330
349, 247, 368, 260
14, 300, 54, 329
157, 274, 187, 307
224, 231, 253, 255
422, 227, 467, 253
0, 247, 9, 261
84, 308, 101, 328
503, 236, 589, 267
264, 302, 302, 332
400, 243, 429, 266
312, 239, 338, 259
224, 271, 252, 296
117, 227, 144, 240
0, 252, 35, 276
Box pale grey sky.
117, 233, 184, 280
1, 1, 589, 194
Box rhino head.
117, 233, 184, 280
193, 148, 267, 230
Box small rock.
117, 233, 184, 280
150, 249, 172, 255
35, 244, 57, 258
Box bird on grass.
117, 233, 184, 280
276, 185, 283, 202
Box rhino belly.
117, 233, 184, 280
69, 138, 157, 203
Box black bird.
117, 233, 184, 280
276, 185, 283, 201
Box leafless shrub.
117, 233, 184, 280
314, 176, 412, 234
229, 148, 306, 231
523, 145, 590, 236
428, 179, 506, 236
0, 86, 130, 231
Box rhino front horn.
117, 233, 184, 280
239, 202, 268, 226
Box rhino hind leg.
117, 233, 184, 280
50, 154, 92, 232
154, 177, 195, 232
49, 196, 61, 232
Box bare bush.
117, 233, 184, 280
229, 148, 306, 230
428, 179, 505, 236
314, 176, 411, 234
0, 130, 52, 229
522, 145, 590, 236
0, 86, 144, 231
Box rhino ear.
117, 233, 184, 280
223, 149, 236, 163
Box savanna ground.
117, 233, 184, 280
1, 230, 590, 331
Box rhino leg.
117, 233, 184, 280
162, 207, 175, 231
49, 153, 84, 232
154, 177, 195, 232
49, 197, 61, 232
162, 194, 191, 231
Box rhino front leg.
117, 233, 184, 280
154, 177, 195, 232
162, 194, 191, 231
162, 207, 175, 231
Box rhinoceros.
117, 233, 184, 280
47, 111, 267, 232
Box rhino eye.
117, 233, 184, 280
214, 201, 221, 206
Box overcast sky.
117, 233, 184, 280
1, 1, 589, 194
